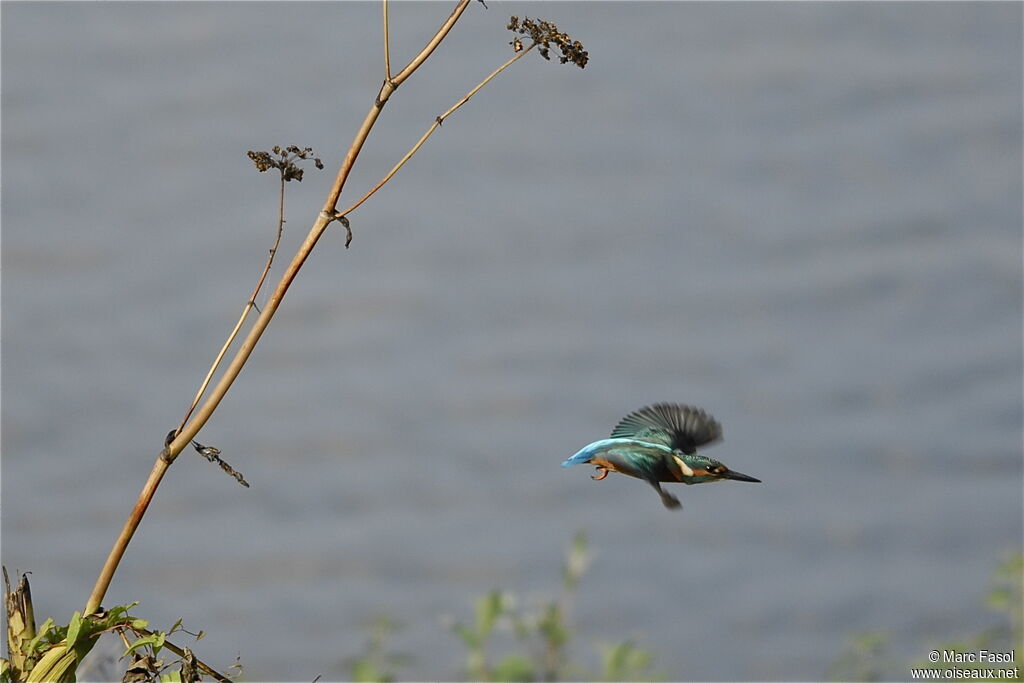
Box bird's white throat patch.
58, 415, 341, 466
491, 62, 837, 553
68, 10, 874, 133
672, 454, 695, 477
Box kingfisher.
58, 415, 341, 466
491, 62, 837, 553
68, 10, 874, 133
561, 403, 760, 509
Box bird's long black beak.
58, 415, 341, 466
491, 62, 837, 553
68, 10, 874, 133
722, 469, 761, 483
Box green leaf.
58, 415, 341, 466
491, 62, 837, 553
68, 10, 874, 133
601, 640, 654, 682
563, 531, 590, 590
25, 643, 76, 683
123, 634, 162, 658
26, 619, 55, 654
69, 633, 100, 673
130, 618, 149, 630
351, 659, 392, 683
104, 602, 139, 624
476, 591, 504, 640
453, 623, 479, 650
538, 603, 567, 649
151, 631, 166, 655
492, 654, 535, 682
65, 612, 83, 650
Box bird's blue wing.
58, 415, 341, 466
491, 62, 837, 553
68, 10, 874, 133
610, 403, 721, 454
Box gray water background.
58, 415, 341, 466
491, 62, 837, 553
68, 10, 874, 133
2, 2, 1021, 680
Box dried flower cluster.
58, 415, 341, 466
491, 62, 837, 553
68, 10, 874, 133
247, 145, 324, 182
507, 16, 588, 69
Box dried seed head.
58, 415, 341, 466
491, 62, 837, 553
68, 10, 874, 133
507, 16, 588, 68
247, 145, 324, 182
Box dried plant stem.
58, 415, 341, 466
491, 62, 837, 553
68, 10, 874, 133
383, 0, 392, 80
178, 176, 287, 433
113, 624, 233, 683
132, 626, 234, 683
84, 0, 473, 618
84, 458, 167, 614
323, 0, 470, 212
341, 43, 534, 218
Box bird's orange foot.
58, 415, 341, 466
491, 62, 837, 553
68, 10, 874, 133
592, 466, 609, 481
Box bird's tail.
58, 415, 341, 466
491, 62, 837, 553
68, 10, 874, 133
561, 446, 595, 468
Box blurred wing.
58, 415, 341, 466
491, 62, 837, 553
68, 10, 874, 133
610, 403, 722, 454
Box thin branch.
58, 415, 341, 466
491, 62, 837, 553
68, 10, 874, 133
340, 44, 534, 218
322, 0, 472, 214
130, 625, 234, 683
85, 0, 473, 618
383, 0, 392, 81
85, 0, 590, 634
177, 175, 287, 433
178, 312, 246, 434
84, 458, 168, 615
392, 0, 469, 87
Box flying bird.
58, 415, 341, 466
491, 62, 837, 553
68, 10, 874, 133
561, 403, 760, 509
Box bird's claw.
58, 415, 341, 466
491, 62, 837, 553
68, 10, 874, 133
592, 466, 609, 481
661, 492, 682, 509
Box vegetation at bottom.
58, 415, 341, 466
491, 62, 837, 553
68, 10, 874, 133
1, 578, 236, 683
830, 552, 1023, 682
343, 531, 662, 682
4, 541, 1018, 681
342, 547, 1022, 683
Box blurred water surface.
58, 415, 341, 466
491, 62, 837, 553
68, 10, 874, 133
2, 3, 1021, 680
